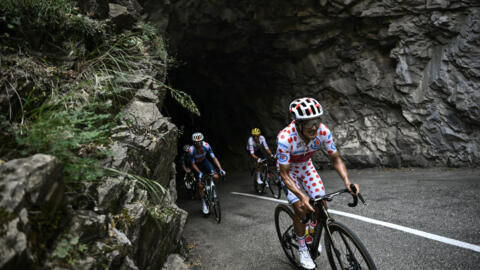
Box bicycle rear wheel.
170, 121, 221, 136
325, 222, 376, 270
274, 204, 301, 268
267, 172, 282, 199
212, 186, 221, 223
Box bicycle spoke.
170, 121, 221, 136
275, 205, 301, 267
326, 223, 376, 270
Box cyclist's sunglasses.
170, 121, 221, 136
299, 118, 321, 129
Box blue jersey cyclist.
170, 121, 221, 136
189, 132, 226, 215
276, 97, 360, 270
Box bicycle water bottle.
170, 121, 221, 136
305, 220, 316, 244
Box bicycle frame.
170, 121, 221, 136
259, 158, 276, 183
308, 188, 365, 267
202, 174, 215, 199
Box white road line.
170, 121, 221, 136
231, 191, 480, 253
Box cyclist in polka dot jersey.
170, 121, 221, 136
276, 97, 359, 270
277, 122, 337, 201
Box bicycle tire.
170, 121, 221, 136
267, 172, 282, 199
274, 204, 301, 268
325, 221, 376, 270
212, 186, 221, 223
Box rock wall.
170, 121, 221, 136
147, 0, 480, 169
1, 0, 188, 269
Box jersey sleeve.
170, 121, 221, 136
188, 147, 195, 164
320, 124, 337, 155
260, 136, 269, 150
276, 132, 291, 165
204, 142, 216, 158
247, 137, 254, 154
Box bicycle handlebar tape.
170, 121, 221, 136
301, 199, 315, 224
348, 184, 358, 207
358, 193, 367, 205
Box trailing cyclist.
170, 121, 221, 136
181, 144, 196, 198
189, 132, 226, 215
247, 128, 274, 185
276, 97, 359, 270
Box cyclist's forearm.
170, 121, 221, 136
213, 157, 223, 171
192, 163, 201, 174
332, 153, 351, 185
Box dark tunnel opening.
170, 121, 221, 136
163, 53, 289, 173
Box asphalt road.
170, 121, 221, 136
177, 168, 480, 270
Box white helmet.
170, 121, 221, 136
289, 97, 323, 120
192, 132, 204, 142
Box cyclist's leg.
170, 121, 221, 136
202, 159, 218, 180
254, 149, 265, 182
294, 159, 326, 200
196, 161, 210, 198
280, 171, 310, 239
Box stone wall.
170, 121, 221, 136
149, 0, 480, 169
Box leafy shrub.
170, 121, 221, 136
15, 103, 113, 182
0, 0, 104, 50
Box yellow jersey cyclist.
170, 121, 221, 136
247, 128, 274, 185
276, 97, 360, 269
189, 132, 226, 215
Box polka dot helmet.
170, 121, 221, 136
289, 97, 323, 120
192, 132, 204, 142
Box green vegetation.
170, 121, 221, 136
105, 167, 166, 203
0, 0, 199, 184
52, 234, 88, 266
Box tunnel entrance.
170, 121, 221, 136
149, 0, 480, 169
163, 52, 287, 172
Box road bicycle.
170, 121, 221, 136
252, 158, 282, 199
201, 173, 222, 223
184, 171, 197, 200
274, 184, 376, 269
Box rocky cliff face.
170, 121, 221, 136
0, 0, 188, 269
146, 0, 480, 169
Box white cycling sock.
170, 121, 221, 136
297, 235, 307, 251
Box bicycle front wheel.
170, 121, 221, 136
267, 172, 282, 199
212, 186, 221, 223
274, 204, 301, 268
325, 222, 376, 270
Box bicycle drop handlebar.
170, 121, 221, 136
301, 184, 366, 224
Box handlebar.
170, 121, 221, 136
301, 184, 366, 224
